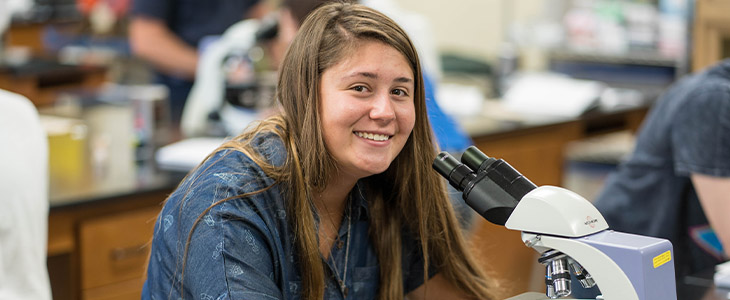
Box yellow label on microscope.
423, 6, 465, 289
653, 250, 672, 268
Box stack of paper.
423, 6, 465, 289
155, 137, 226, 171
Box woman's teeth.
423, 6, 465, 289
356, 132, 390, 141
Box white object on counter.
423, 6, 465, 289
155, 137, 227, 171
502, 72, 604, 118
715, 260, 730, 289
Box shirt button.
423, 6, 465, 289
337, 240, 344, 249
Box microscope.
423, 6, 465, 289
433, 146, 677, 300
181, 17, 278, 138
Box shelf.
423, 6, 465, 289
549, 49, 680, 67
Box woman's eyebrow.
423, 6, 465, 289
345, 71, 378, 79
394, 77, 413, 84
344, 72, 413, 84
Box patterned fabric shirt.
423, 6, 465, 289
142, 134, 432, 299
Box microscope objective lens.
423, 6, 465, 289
545, 264, 556, 298
550, 258, 571, 297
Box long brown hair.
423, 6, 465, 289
181, 2, 496, 299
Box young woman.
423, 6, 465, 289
143, 2, 495, 299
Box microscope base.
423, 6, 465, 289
507, 291, 595, 300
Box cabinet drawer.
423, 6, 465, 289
79, 206, 160, 290
82, 277, 145, 300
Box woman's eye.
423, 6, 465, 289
352, 85, 368, 92
391, 88, 408, 96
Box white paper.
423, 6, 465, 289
155, 137, 226, 171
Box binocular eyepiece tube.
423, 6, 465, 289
432, 146, 537, 225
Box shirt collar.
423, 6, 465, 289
312, 182, 370, 224
350, 181, 370, 221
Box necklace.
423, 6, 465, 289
318, 196, 352, 297
331, 203, 351, 297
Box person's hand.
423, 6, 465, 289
693, 173, 730, 258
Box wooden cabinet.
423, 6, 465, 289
79, 206, 160, 299
48, 188, 172, 300
693, 0, 730, 71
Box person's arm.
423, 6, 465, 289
405, 273, 474, 300
692, 173, 730, 258
246, 1, 271, 19
128, 16, 199, 79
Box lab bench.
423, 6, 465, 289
44, 102, 650, 300
0, 60, 107, 107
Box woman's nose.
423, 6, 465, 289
369, 92, 396, 121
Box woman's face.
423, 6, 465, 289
319, 40, 416, 181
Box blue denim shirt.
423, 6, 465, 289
142, 134, 432, 299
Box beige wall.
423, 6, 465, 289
392, 0, 547, 64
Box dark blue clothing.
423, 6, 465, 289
423, 74, 473, 154
130, 0, 260, 123
130, 0, 260, 49
421, 74, 475, 229
594, 59, 730, 278
142, 134, 433, 299
155, 74, 193, 124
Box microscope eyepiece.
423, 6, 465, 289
433, 152, 461, 179
462, 145, 491, 171
432, 152, 474, 191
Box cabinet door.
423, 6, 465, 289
79, 206, 160, 299
693, 0, 730, 71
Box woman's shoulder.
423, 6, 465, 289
168, 133, 286, 203
248, 131, 288, 167
198, 132, 286, 175
162, 133, 289, 225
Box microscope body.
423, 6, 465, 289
433, 147, 677, 300
506, 186, 676, 300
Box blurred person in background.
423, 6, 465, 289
0, 90, 51, 300
128, 0, 269, 124
0, 1, 52, 299
575, 58, 730, 297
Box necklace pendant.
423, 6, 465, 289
338, 280, 348, 297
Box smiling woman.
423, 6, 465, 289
320, 40, 416, 180
141, 2, 497, 300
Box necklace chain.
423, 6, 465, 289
317, 195, 352, 298
333, 203, 351, 297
